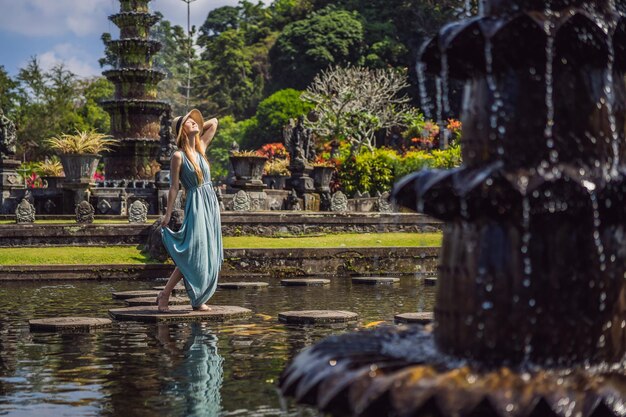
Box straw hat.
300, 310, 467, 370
171, 109, 204, 140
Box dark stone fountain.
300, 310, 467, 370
100, 0, 169, 181
280, 1, 626, 415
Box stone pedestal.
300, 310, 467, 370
286, 167, 315, 196
0, 158, 24, 214
62, 182, 93, 213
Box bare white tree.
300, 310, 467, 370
302, 66, 418, 153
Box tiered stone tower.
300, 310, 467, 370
101, 0, 170, 180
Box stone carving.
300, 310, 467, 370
0, 108, 17, 157
331, 191, 348, 212
43, 199, 57, 214
158, 109, 176, 162
286, 189, 301, 211
129, 200, 148, 223
98, 199, 112, 214
284, 117, 316, 194
284, 116, 316, 166
233, 190, 251, 211
144, 208, 184, 262
15, 198, 35, 223
215, 187, 225, 211
75, 200, 95, 224
119, 189, 128, 216
320, 191, 332, 211
376, 192, 393, 213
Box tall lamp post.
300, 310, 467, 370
180, 0, 197, 111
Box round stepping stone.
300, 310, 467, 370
352, 276, 400, 285
218, 282, 269, 289
29, 317, 112, 332
424, 277, 437, 286
278, 310, 358, 324
109, 305, 252, 323
125, 296, 189, 307
152, 284, 186, 292
280, 278, 330, 287
394, 312, 434, 324
112, 290, 160, 300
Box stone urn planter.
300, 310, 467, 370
41, 176, 65, 189
262, 174, 289, 190
312, 166, 334, 193
229, 155, 268, 190
59, 154, 101, 184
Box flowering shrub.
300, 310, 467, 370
446, 118, 462, 145
257, 143, 289, 161
26, 172, 43, 189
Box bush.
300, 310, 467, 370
251, 89, 313, 148
336, 145, 462, 196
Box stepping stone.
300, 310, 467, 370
29, 317, 112, 332
112, 290, 159, 300
278, 310, 358, 324
218, 282, 269, 289
109, 305, 252, 323
352, 276, 400, 285
152, 284, 186, 292
125, 296, 189, 307
424, 277, 437, 286
280, 278, 330, 287
394, 312, 434, 324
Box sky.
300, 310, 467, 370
0, 0, 241, 78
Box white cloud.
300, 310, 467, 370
0, 0, 114, 37
151, 0, 241, 31
37, 43, 101, 78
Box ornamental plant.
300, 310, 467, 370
35, 156, 64, 177
47, 129, 117, 154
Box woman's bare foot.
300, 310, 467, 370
156, 291, 171, 313
192, 304, 211, 311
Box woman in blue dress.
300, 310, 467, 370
157, 109, 223, 313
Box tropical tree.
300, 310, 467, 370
303, 66, 418, 153
269, 7, 364, 90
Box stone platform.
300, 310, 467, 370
109, 305, 252, 323
278, 310, 358, 324
29, 317, 112, 332
112, 290, 159, 300
125, 296, 189, 306
281, 278, 330, 287
352, 276, 400, 285
394, 312, 434, 324
218, 282, 269, 289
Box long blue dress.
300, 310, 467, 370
161, 150, 223, 307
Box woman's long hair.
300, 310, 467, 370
177, 129, 210, 185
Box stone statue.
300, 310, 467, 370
75, 200, 95, 224
15, 198, 35, 223
128, 200, 148, 223
0, 108, 17, 157
158, 109, 176, 162
284, 116, 316, 170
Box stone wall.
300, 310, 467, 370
0, 212, 441, 247
0, 247, 439, 280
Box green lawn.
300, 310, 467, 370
0, 233, 442, 265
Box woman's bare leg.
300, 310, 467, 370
157, 267, 183, 312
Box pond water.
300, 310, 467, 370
0, 276, 436, 417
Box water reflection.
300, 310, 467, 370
156, 323, 223, 417
0, 277, 436, 416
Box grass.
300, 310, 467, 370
0, 233, 442, 265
